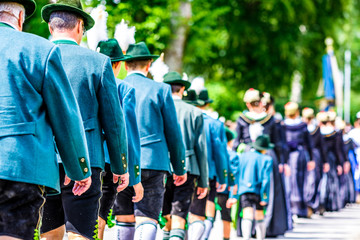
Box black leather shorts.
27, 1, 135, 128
0, 179, 45, 240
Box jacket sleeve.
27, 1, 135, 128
121, 86, 141, 186
227, 153, 236, 187
304, 125, 314, 161
194, 113, 208, 188
98, 58, 128, 175
233, 117, 242, 151
260, 156, 273, 203
43, 46, 91, 180
270, 119, 284, 164
212, 122, 229, 185
335, 131, 346, 165
162, 85, 186, 175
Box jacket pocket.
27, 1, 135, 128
83, 117, 96, 131
140, 134, 162, 146
0, 122, 36, 137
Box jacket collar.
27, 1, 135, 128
52, 38, 78, 45
0, 22, 16, 30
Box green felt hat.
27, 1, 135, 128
97, 39, 125, 62
183, 89, 204, 106
198, 89, 213, 104
41, 0, 95, 30
225, 127, 236, 142
1, 0, 36, 18
123, 42, 159, 61
163, 71, 191, 90
249, 135, 274, 151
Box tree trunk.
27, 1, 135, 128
165, 1, 192, 73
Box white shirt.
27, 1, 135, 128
127, 70, 146, 77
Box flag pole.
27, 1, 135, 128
344, 50, 351, 123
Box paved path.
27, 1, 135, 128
102, 204, 360, 239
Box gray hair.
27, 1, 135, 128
0, 2, 25, 24
49, 11, 82, 31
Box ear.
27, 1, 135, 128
48, 23, 53, 34
124, 62, 129, 71
145, 60, 152, 71
18, 10, 24, 31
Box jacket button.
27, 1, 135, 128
84, 167, 88, 173
122, 156, 125, 160
80, 158, 85, 163
136, 166, 139, 169
123, 164, 126, 168
247, 183, 252, 187
182, 160, 185, 163
137, 172, 140, 176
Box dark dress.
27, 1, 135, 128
234, 112, 288, 237
341, 138, 356, 205
306, 126, 327, 211
321, 131, 343, 211
284, 121, 313, 217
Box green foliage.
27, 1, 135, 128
22, 0, 360, 119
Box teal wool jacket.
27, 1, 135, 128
105, 80, 141, 186
53, 40, 128, 175
203, 113, 229, 184
237, 150, 273, 203
124, 73, 186, 175
0, 23, 91, 193
173, 99, 208, 188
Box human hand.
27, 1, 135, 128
226, 198, 237, 208
64, 175, 92, 196
260, 201, 267, 206
216, 183, 226, 192
114, 172, 129, 192
197, 187, 208, 199
284, 164, 291, 176
337, 165, 343, 176
343, 161, 351, 175
132, 182, 144, 202
173, 173, 187, 186
278, 164, 284, 173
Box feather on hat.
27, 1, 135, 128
149, 53, 169, 82
114, 19, 136, 52
87, 5, 108, 50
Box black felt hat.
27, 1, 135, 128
183, 89, 205, 106
198, 89, 213, 104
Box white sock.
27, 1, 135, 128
188, 221, 205, 240
134, 221, 157, 240
255, 220, 266, 240
116, 221, 135, 240
241, 218, 253, 240
200, 217, 214, 240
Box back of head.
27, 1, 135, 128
49, 11, 80, 31
243, 88, 261, 106
284, 102, 299, 118
0, 2, 25, 29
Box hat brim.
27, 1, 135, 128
110, 56, 126, 62
123, 55, 159, 61
184, 99, 205, 106
41, 3, 95, 30
2, 0, 36, 18
165, 80, 191, 90
249, 142, 274, 151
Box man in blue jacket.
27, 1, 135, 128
123, 42, 187, 239
235, 135, 273, 240
162, 72, 209, 240
0, 0, 91, 238
40, 1, 129, 239
96, 39, 143, 240
189, 88, 229, 240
